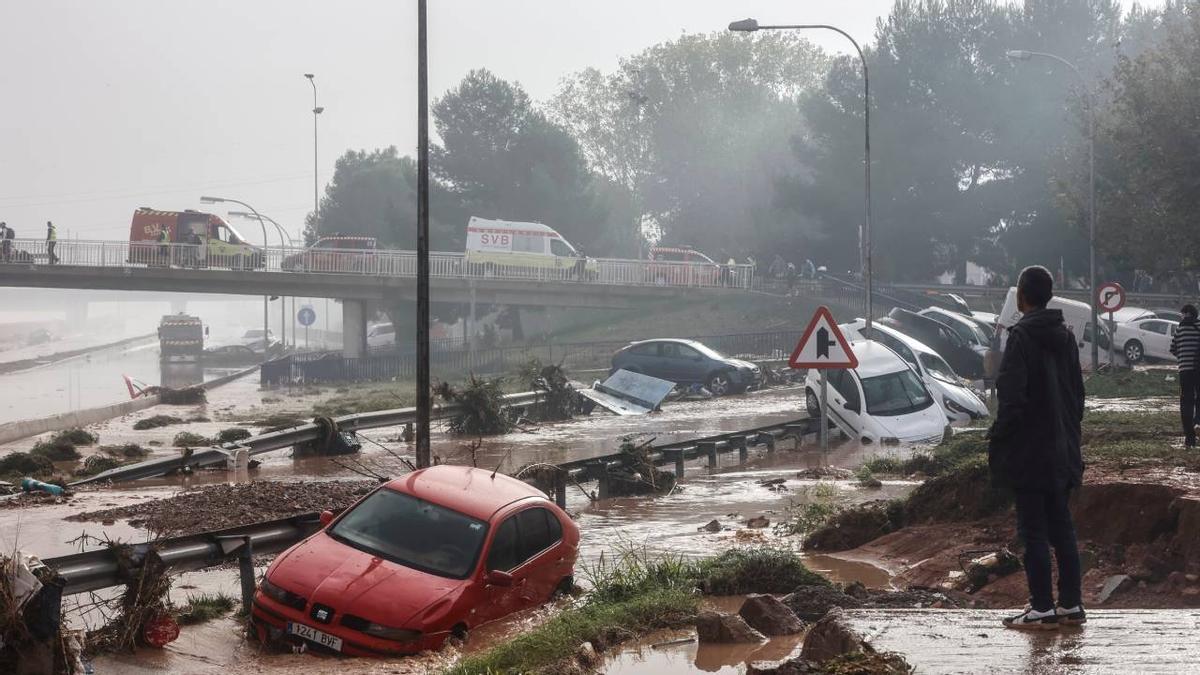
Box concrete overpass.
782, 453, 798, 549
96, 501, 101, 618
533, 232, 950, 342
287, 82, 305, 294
0, 239, 754, 357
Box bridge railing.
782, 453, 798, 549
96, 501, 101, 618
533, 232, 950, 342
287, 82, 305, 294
1, 238, 754, 290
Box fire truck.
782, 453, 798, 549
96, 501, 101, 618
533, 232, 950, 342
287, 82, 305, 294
130, 208, 264, 269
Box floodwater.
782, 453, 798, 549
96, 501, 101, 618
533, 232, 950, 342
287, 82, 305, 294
0, 340, 242, 423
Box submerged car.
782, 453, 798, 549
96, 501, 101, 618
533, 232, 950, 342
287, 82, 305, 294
883, 309, 987, 379
610, 338, 761, 396
842, 319, 988, 424
803, 340, 950, 446
251, 465, 580, 656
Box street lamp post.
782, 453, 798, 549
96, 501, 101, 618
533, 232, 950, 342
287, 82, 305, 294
304, 74, 324, 229
201, 196, 272, 364
415, 0, 432, 468
1006, 49, 1098, 372
729, 18, 874, 330
230, 210, 291, 348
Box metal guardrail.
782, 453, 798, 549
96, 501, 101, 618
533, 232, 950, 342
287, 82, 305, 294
69, 391, 544, 486
0, 238, 755, 290
45, 416, 817, 596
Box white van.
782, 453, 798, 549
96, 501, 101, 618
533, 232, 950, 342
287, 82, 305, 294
842, 319, 989, 424
804, 340, 950, 446
464, 216, 596, 278
997, 287, 1113, 370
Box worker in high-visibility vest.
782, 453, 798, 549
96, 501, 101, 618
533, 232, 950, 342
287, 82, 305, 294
46, 221, 58, 264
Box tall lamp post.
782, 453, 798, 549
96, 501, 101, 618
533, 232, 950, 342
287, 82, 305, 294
304, 74, 324, 227
201, 196, 272, 364
729, 18, 874, 330
230, 210, 292, 349
1006, 49, 1098, 372
415, 0, 432, 468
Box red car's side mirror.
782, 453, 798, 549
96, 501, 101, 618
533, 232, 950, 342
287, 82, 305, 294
486, 570, 514, 587
319, 510, 334, 527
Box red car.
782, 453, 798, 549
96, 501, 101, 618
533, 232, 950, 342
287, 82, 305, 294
251, 465, 580, 656
281, 235, 378, 273
645, 246, 721, 286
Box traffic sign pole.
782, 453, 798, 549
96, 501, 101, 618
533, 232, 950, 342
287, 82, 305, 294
819, 373, 829, 450
1096, 282, 1125, 371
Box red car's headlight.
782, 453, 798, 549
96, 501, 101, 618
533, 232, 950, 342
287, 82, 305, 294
361, 622, 421, 642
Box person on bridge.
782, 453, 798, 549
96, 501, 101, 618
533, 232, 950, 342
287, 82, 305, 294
1170, 304, 1200, 448
46, 221, 58, 264
157, 227, 170, 265
990, 265, 1085, 630
1, 223, 13, 263
0, 222, 7, 262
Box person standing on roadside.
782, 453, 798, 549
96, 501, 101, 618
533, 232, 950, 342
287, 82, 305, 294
990, 266, 1086, 630
1170, 304, 1200, 447
46, 221, 58, 264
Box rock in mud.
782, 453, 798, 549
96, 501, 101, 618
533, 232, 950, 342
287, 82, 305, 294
799, 607, 866, 662
1096, 574, 1132, 604
695, 610, 767, 644
803, 500, 903, 552
699, 519, 723, 533
783, 586, 862, 621
738, 594, 804, 635
746, 515, 770, 529
575, 641, 598, 667
797, 466, 853, 480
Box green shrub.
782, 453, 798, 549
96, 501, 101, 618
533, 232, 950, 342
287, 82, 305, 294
75, 455, 127, 477
55, 428, 98, 446
133, 415, 183, 430
0, 452, 54, 478
694, 546, 829, 594
172, 432, 212, 447
176, 593, 237, 625
30, 438, 81, 462
100, 444, 149, 459
215, 427, 252, 444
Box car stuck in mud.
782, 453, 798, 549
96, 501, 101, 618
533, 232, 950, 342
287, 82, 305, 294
251, 465, 580, 656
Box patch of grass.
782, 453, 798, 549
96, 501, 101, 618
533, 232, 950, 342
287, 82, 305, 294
311, 384, 413, 417
776, 500, 842, 537
176, 593, 237, 625
132, 415, 184, 430
895, 432, 988, 477
100, 444, 149, 459
255, 414, 307, 432
583, 543, 697, 605
694, 546, 829, 594
863, 456, 903, 474
171, 432, 212, 447
1085, 369, 1176, 398
29, 438, 81, 462
55, 428, 98, 446
215, 427, 252, 444
804, 500, 906, 552
855, 465, 882, 488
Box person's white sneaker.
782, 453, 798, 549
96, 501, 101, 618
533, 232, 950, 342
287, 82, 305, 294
1003, 606, 1059, 630
1057, 605, 1087, 625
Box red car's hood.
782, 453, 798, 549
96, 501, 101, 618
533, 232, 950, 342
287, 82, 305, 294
270, 532, 465, 627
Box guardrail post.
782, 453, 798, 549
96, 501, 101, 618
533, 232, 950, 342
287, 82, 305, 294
596, 472, 610, 500
700, 441, 718, 469
733, 436, 748, 463
553, 472, 567, 509
756, 432, 776, 453
670, 449, 686, 478
216, 535, 256, 614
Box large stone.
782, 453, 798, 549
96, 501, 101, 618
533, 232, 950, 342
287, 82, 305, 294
783, 585, 862, 621
1096, 574, 1132, 604
747, 659, 818, 674
800, 607, 869, 663
695, 610, 767, 644
739, 594, 805, 636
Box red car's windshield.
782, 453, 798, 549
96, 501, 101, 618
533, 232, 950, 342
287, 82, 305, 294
328, 488, 488, 579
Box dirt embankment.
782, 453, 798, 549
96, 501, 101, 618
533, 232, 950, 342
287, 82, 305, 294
69, 480, 377, 537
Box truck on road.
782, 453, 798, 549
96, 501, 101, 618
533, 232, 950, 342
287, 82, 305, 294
158, 313, 205, 363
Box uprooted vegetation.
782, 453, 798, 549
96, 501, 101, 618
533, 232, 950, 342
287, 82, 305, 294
175, 593, 237, 625
171, 431, 211, 448
29, 428, 99, 462
436, 376, 513, 435
214, 427, 252, 444
518, 359, 587, 422
0, 452, 54, 481
599, 437, 677, 497
132, 415, 184, 430
447, 544, 826, 675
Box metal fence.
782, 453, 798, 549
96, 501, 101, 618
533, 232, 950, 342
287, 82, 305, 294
0, 238, 755, 290
262, 329, 802, 385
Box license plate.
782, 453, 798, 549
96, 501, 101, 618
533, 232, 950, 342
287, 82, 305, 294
288, 621, 344, 652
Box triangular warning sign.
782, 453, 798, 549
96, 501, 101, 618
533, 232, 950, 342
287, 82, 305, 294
788, 306, 858, 370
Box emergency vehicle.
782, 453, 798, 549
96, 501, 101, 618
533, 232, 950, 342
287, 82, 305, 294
464, 216, 595, 278
130, 208, 264, 269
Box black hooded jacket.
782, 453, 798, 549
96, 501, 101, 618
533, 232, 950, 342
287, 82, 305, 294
988, 308, 1085, 492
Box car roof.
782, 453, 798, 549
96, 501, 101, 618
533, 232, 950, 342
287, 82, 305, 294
627, 338, 704, 349
920, 307, 974, 327
848, 339, 911, 377
849, 319, 939, 358
468, 215, 558, 235
385, 465, 548, 521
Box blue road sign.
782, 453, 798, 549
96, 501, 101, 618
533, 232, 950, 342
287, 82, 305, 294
297, 306, 316, 327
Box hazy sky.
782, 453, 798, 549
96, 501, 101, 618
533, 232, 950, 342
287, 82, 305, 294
0, 1, 1162, 244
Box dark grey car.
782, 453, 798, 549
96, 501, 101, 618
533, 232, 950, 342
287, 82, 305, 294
610, 338, 760, 396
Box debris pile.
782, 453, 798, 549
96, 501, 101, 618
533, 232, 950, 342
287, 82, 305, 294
522, 361, 588, 422
86, 544, 175, 654
1, 552, 82, 674
132, 415, 184, 430
436, 376, 513, 435
601, 438, 676, 497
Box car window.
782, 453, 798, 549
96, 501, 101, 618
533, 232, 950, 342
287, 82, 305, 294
861, 369, 934, 416
512, 234, 543, 253
549, 238, 574, 257
517, 508, 561, 562
867, 329, 915, 368
329, 489, 488, 579
1141, 320, 1169, 335
676, 344, 701, 359
929, 311, 979, 345
486, 516, 520, 572
828, 370, 861, 413
626, 343, 656, 356
919, 353, 959, 383
691, 342, 726, 360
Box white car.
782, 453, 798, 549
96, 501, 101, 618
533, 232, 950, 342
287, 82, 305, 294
1114, 317, 1178, 364
919, 307, 992, 349
804, 340, 950, 446
367, 322, 396, 349
842, 319, 989, 424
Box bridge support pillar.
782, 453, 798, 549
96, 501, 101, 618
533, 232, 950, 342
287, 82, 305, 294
342, 300, 367, 359
670, 449, 686, 478
701, 441, 718, 469
733, 436, 748, 463
553, 473, 567, 509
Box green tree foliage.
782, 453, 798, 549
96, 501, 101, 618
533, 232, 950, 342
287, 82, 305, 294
787, 0, 1130, 282
551, 32, 829, 261
433, 68, 632, 257
1090, 2, 1200, 279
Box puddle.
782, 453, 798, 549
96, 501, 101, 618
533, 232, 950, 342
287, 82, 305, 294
1086, 396, 1175, 413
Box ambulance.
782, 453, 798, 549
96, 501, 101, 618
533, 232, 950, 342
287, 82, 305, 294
463, 216, 595, 278
129, 208, 263, 269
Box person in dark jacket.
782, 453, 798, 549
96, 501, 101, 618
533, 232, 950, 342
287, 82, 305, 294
1170, 304, 1200, 447
989, 265, 1086, 630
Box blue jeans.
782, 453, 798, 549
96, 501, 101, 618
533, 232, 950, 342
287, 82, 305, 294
1015, 490, 1082, 612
